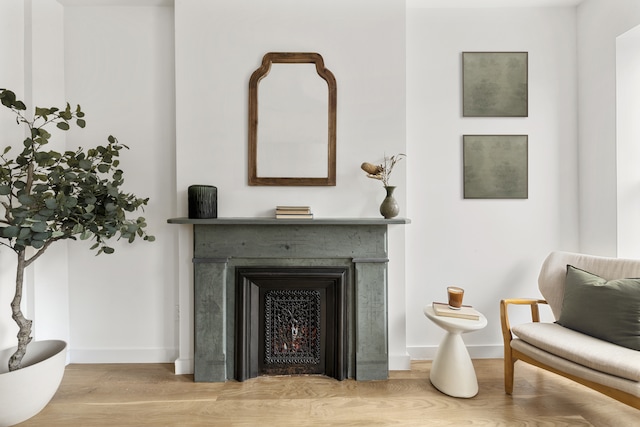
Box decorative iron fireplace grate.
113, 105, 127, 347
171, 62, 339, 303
264, 289, 321, 365
235, 267, 348, 381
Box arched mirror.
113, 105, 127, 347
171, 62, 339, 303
248, 52, 337, 186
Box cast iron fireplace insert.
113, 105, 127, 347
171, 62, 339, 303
235, 267, 348, 381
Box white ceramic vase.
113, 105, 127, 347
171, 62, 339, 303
0, 340, 67, 427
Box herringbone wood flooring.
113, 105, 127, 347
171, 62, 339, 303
17, 360, 638, 426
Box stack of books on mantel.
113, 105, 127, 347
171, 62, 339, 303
432, 301, 480, 320
275, 205, 313, 219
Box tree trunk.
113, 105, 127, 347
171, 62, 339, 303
8, 250, 32, 371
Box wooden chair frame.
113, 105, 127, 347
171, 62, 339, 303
500, 298, 640, 410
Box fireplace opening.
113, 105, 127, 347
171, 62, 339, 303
235, 267, 348, 381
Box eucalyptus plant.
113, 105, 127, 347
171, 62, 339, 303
0, 89, 154, 372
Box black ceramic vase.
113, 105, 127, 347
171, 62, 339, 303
188, 185, 217, 219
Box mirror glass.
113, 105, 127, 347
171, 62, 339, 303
249, 52, 336, 186
257, 64, 328, 178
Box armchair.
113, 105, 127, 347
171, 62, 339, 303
500, 251, 640, 409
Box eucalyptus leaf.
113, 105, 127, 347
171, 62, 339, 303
1, 225, 19, 238
30, 221, 47, 233
12, 209, 28, 218
34, 152, 51, 162
32, 232, 50, 241
65, 197, 78, 208
79, 159, 92, 170
45, 198, 58, 209
17, 194, 35, 205
31, 239, 45, 249
35, 107, 50, 119
32, 184, 49, 193
18, 227, 31, 239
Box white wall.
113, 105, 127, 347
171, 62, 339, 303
62, 3, 177, 363
406, 6, 579, 358
616, 25, 640, 259
576, 0, 640, 256
174, 0, 409, 371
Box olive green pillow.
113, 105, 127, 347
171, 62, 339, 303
556, 265, 640, 351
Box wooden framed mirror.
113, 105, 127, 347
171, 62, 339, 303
248, 52, 337, 186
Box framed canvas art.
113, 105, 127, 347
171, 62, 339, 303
463, 135, 528, 199
462, 52, 528, 117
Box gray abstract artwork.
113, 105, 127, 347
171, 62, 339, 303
463, 135, 528, 199
463, 52, 528, 117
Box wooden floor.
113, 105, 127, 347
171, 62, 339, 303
18, 360, 638, 426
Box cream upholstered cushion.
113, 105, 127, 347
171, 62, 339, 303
538, 251, 640, 319
512, 322, 640, 382
511, 338, 640, 397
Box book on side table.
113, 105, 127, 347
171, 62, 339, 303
432, 302, 480, 320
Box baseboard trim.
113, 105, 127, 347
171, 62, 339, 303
68, 346, 503, 371
389, 352, 411, 370
69, 348, 177, 364
174, 357, 194, 375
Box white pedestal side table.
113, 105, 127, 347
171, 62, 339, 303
423, 305, 488, 398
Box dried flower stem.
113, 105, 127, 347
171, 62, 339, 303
380, 153, 405, 187
361, 153, 405, 187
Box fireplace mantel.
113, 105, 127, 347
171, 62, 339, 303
168, 217, 410, 382
168, 217, 410, 225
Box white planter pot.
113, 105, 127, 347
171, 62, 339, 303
0, 340, 67, 427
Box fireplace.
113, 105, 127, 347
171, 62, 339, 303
167, 217, 409, 382
235, 267, 347, 381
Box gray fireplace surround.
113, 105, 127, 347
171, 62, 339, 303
168, 217, 410, 382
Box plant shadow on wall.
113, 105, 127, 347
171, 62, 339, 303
0, 89, 154, 425
361, 153, 405, 219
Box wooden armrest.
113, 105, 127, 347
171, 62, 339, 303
499, 298, 548, 345
500, 298, 548, 395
